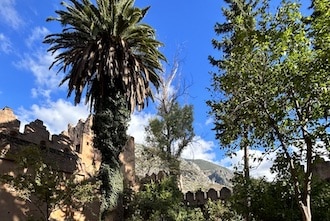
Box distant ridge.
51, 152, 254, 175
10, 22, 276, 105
186, 159, 234, 187
135, 144, 233, 192
186, 159, 230, 171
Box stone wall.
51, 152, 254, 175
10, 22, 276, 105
183, 187, 231, 206
0, 107, 78, 173
0, 107, 136, 221
0, 107, 20, 134
139, 170, 232, 207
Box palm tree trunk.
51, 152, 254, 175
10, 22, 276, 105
92, 92, 130, 221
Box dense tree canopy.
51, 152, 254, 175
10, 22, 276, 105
208, 0, 330, 220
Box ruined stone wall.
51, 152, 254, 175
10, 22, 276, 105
66, 115, 100, 179
0, 107, 136, 220
0, 107, 20, 135
139, 170, 231, 207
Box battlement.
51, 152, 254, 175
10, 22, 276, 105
0, 107, 135, 179
0, 107, 20, 135
0, 107, 136, 220
183, 187, 231, 206
138, 170, 231, 206
0, 107, 96, 174
0, 107, 75, 152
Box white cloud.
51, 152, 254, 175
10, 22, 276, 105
26, 27, 50, 48
0, 0, 23, 29
127, 111, 155, 144
218, 142, 330, 181
17, 99, 89, 135
16, 99, 219, 164
0, 33, 12, 54
31, 88, 51, 99
181, 136, 216, 162
219, 149, 277, 181
17, 100, 155, 139
127, 112, 217, 162
16, 50, 64, 98
318, 147, 330, 161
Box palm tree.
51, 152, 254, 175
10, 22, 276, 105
44, 0, 165, 219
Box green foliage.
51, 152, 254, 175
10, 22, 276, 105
145, 84, 194, 178
208, 0, 330, 220
131, 176, 183, 220
230, 173, 300, 221
204, 199, 243, 221
311, 178, 330, 221
92, 95, 129, 220
145, 58, 195, 171
309, 0, 330, 62
0, 145, 99, 220
146, 102, 194, 160
44, 0, 165, 112
229, 158, 330, 221
144, 65, 195, 201
125, 176, 205, 221
98, 163, 124, 218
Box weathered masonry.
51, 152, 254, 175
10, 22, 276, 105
0, 107, 135, 221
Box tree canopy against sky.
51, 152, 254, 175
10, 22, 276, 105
145, 59, 195, 161
145, 59, 195, 192
44, 0, 165, 219
208, 0, 330, 220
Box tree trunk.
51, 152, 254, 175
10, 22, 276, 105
242, 127, 250, 221
300, 134, 313, 221
244, 144, 250, 221
93, 93, 130, 221
267, 111, 313, 221
300, 203, 311, 221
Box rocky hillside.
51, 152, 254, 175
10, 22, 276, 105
135, 145, 233, 193
187, 159, 234, 187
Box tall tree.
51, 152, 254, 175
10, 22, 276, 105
207, 0, 263, 220
208, 0, 330, 221
145, 58, 194, 184
44, 0, 165, 220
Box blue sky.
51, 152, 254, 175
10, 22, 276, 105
0, 0, 222, 159
0, 0, 312, 178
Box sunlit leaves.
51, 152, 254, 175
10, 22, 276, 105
208, 0, 330, 219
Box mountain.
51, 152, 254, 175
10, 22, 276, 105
134, 144, 233, 193
186, 159, 234, 187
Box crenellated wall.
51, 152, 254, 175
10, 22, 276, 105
0, 107, 136, 221
0, 108, 78, 174
138, 170, 232, 207
183, 187, 231, 206
0, 107, 74, 154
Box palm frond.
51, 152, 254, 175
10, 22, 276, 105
44, 0, 166, 112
